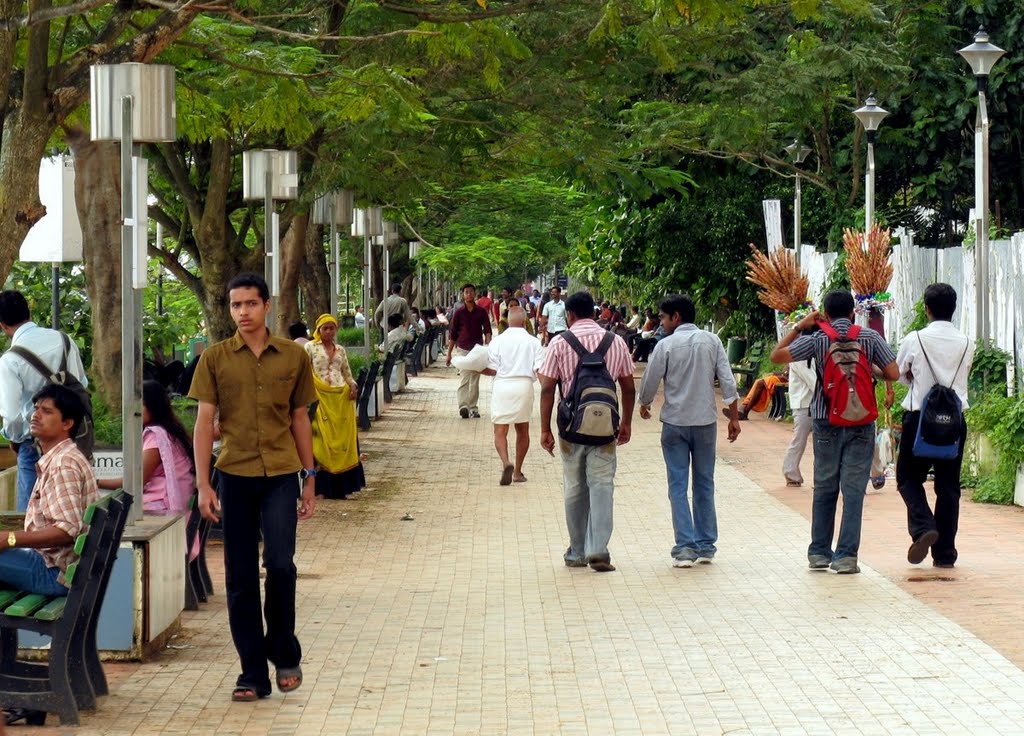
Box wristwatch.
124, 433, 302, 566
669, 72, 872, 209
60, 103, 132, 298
299, 468, 318, 481
7, 532, 16, 548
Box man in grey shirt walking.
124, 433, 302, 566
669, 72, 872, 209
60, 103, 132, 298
638, 294, 741, 568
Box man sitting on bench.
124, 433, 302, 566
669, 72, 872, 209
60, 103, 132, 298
723, 369, 788, 421
0, 384, 97, 596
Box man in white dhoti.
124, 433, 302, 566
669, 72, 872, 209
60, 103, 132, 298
481, 307, 544, 486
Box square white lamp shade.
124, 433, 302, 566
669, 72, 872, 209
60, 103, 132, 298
383, 219, 401, 246
242, 149, 299, 200
20, 156, 83, 263
312, 190, 354, 225
90, 63, 176, 142
351, 207, 383, 237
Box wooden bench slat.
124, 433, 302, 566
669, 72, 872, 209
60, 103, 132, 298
0, 589, 20, 608
64, 561, 78, 586
5, 593, 50, 617
33, 596, 67, 621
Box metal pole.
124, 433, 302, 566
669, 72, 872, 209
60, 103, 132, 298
120, 96, 142, 523
865, 138, 876, 233
264, 168, 275, 331
330, 216, 339, 316
156, 222, 164, 315
51, 263, 60, 329
977, 90, 990, 341
793, 175, 802, 268
363, 232, 371, 354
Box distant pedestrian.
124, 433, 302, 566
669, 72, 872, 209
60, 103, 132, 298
354, 306, 366, 329
373, 284, 413, 331
288, 321, 310, 345
638, 295, 740, 568
783, 337, 817, 487
481, 307, 543, 485
446, 284, 492, 418
539, 291, 635, 573
895, 283, 973, 568
770, 290, 899, 575
541, 286, 567, 345
190, 272, 318, 701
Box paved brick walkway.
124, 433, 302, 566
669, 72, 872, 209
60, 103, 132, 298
27, 363, 1024, 735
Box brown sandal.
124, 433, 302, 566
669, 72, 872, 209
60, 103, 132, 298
232, 687, 262, 702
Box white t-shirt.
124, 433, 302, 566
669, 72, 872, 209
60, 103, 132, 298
897, 320, 974, 411
486, 328, 544, 379
788, 358, 816, 411
542, 300, 567, 332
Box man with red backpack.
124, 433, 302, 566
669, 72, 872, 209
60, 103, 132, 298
770, 290, 899, 574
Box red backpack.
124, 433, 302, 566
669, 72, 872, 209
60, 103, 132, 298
818, 322, 878, 426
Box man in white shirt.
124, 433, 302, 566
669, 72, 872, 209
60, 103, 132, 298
481, 307, 543, 486
354, 306, 366, 329
0, 291, 88, 512
783, 331, 817, 487
895, 283, 973, 569
638, 294, 740, 568
541, 287, 567, 345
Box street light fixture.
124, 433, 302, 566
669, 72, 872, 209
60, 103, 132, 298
959, 26, 1005, 342
853, 94, 889, 233
352, 207, 383, 352
313, 190, 354, 315
90, 62, 176, 522
785, 140, 812, 267
243, 149, 299, 330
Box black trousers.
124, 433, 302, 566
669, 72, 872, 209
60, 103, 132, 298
896, 411, 968, 565
218, 471, 302, 695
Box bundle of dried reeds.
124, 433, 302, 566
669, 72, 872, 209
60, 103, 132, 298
843, 225, 893, 296
744, 244, 809, 314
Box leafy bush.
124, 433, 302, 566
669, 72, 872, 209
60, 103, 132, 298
966, 391, 1024, 505
336, 327, 367, 347
346, 351, 367, 376
969, 341, 1011, 403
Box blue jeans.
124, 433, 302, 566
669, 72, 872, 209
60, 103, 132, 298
219, 472, 302, 696
0, 548, 66, 596
662, 422, 718, 558
16, 441, 40, 512
810, 419, 874, 561
560, 440, 616, 562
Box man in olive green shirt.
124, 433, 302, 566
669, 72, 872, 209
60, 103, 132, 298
190, 273, 318, 702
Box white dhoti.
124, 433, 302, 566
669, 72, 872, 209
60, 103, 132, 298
491, 376, 535, 424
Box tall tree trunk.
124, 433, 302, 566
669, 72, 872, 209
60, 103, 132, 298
301, 222, 331, 322
277, 214, 308, 333
67, 129, 123, 413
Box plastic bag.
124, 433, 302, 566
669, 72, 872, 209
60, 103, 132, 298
451, 343, 490, 372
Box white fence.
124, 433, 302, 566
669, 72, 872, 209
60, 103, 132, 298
787, 229, 1021, 383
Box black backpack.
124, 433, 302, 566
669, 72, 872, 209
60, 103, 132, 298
11, 333, 95, 460
911, 334, 969, 460
556, 331, 620, 446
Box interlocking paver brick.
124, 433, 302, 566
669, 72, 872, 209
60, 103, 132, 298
24, 362, 1024, 735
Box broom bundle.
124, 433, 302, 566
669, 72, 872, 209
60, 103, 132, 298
744, 244, 810, 314
843, 225, 893, 296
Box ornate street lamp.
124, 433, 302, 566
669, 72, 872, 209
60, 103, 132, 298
785, 140, 812, 266
853, 94, 889, 233
960, 26, 1005, 342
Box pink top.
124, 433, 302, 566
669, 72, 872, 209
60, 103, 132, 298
538, 319, 634, 393
142, 425, 195, 513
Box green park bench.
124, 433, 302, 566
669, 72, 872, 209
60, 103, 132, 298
0, 490, 133, 726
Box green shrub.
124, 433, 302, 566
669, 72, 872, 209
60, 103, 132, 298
966, 391, 1024, 504
969, 341, 1011, 402
347, 351, 367, 376
337, 327, 366, 347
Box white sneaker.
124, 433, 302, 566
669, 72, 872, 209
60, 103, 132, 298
673, 557, 695, 568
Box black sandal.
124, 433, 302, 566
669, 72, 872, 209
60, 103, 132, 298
276, 666, 303, 693
5, 708, 46, 725
231, 687, 263, 702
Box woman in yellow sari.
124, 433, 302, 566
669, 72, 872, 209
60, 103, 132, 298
304, 314, 365, 498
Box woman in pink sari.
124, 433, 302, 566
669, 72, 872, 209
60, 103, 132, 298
99, 380, 196, 513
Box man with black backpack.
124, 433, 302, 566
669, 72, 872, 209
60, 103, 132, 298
539, 291, 635, 573
0, 291, 90, 512
770, 290, 899, 575
895, 283, 973, 569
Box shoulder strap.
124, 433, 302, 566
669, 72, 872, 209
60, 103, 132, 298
559, 329, 586, 357
916, 333, 970, 391
846, 324, 861, 340
595, 330, 615, 357
818, 321, 838, 341
9, 344, 53, 379
60, 333, 71, 373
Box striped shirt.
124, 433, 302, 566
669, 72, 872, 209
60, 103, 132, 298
538, 319, 634, 394
25, 438, 99, 585
788, 319, 897, 420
